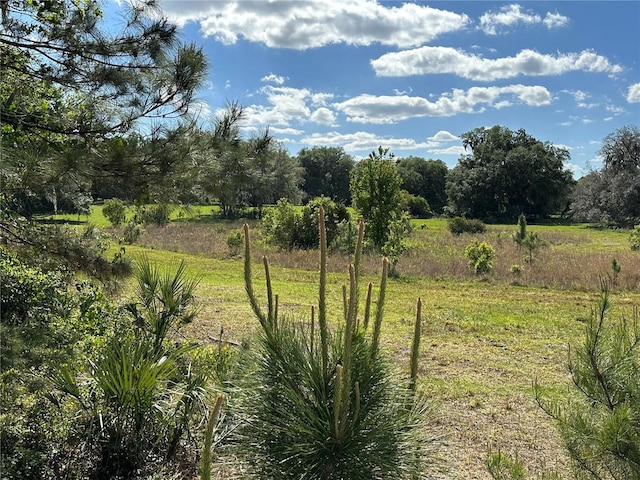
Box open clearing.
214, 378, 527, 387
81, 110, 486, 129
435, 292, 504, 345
96, 214, 640, 479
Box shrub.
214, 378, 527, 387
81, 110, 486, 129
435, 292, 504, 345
238, 210, 435, 479
137, 203, 173, 226
381, 212, 412, 277
512, 213, 527, 247
535, 280, 640, 479
400, 191, 432, 219
465, 240, 495, 275
261, 198, 299, 250
0, 250, 70, 326
52, 257, 211, 478
226, 230, 243, 256
521, 231, 547, 263
102, 198, 127, 226
629, 224, 640, 251
448, 216, 487, 235
122, 220, 143, 244
329, 218, 358, 253
262, 196, 350, 250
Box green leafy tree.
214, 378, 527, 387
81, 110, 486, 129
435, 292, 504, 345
243, 142, 303, 215
571, 126, 640, 227
447, 126, 574, 221
396, 156, 448, 214
536, 281, 640, 479
350, 147, 405, 248
297, 146, 355, 204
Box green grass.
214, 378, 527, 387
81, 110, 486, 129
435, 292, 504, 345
51, 208, 640, 478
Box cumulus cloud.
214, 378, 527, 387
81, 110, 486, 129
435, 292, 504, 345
333, 85, 552, 123
371, 47, 623, 81
244, 86, 313, 126
479, 4, 569, 35
628, 83, 640, 103
157, 0, 470, 49
311, 107, 337, 125
301, 131, 434, 152
240, 86, 337, 128
563, 90, 599, 108
261, 73, 287, 85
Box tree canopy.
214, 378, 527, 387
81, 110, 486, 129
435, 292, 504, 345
297, 146, 354, 204
446, 125, 574, 221
571, 125, 640, 227
396, 156, 448, 214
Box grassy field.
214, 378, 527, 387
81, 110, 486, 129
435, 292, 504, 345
66, 208, 640, 478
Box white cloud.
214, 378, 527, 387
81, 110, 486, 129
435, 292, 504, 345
269, 127, 304, 136
261, 73, 287, 85
311, 107, 337, 125
479, 4, 540, 35
606, 104, 625, 114
334, 85, 552, 123
627, 83, 640, 103
158, 0, 470, 49
427, 145, 466, 156
479, 4, 569, 35
543, 12, 570, 29
371, 47, 623, 81
240, 86, 338, 128
428, 130, 458, 142
300, 131, 434, 152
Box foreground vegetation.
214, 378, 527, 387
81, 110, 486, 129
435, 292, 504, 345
5, 209, 635, 478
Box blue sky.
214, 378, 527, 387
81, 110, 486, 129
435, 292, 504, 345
118, 1, 639, 177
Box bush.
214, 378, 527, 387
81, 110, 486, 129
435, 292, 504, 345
262, 197, 350, 250
629, 224, 640, 251
261, 198, 298, 250
448, 216, 487, 235
52, 257, 211, 478
102, 198, 127, 226
465, 240, 495, 275
401, 191, 432, 218
238, 211, 435, 479
122, 220, 143, 244
0, 250, 70, 326
381, 212, 412, 277
226, 231, 243, 256
137, 203, 173, 226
